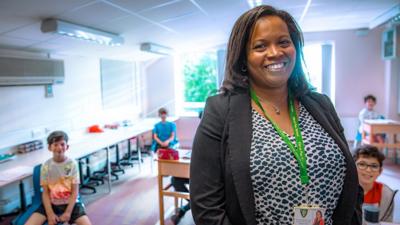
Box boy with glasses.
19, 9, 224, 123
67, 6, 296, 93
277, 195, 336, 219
353, 145, 397, 223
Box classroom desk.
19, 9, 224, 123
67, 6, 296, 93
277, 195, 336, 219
362, 119, 400, 163
0, 117, 166, 213
157, 150, 190, 225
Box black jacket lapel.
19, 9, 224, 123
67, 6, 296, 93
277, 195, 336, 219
227, 92, 257, 225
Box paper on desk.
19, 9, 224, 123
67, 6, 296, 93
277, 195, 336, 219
0, 166, 32, 181
364, 119, 400, 124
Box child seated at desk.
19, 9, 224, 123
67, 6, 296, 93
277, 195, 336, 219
151, 108, 190, 224
152, 107, 179, 151
25, 131, 92, 225
354, 145, 397, 224
358, 95, 385, 144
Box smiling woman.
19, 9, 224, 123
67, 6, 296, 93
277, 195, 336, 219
246, 16, 296, 92
190, 5, 363, 225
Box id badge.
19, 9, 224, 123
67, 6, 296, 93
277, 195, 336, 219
293, 205, 326, 225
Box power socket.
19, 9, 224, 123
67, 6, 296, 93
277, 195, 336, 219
31, 129, 43, 138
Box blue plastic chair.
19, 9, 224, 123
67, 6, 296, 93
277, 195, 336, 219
12, 164, 43, 225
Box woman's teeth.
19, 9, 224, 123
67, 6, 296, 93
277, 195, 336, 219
266, 62, 285, 71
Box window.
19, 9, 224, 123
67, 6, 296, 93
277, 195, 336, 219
177, 51, 218, 115
303, 44, 323, 92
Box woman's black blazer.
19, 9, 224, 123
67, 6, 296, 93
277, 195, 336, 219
190, 90, 363, 225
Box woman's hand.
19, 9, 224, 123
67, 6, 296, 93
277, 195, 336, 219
47, 213, 60, 225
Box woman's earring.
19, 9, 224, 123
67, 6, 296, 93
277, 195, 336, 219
241, 65, 247, 72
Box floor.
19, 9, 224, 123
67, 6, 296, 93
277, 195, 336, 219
82, 157, 195, 225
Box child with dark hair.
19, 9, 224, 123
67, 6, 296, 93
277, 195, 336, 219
151, 107, 179, 151
25, 131, 92, 225
151, 108, 189, 224
354, 145, 397, 223
357, 95, 384, 144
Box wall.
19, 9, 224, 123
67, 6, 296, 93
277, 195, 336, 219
0, 51, 141, 150
175, 117, 201, 149
385, 52, 400, 120
141, 56, 176, 117
305, 26, 386, 118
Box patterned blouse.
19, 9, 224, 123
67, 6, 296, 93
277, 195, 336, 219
250, 103, 346, 225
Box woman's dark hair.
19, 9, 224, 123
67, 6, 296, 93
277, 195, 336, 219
221, 5, 312, 97
47, 130, 69, 145
353, 145, 385, 167
364, 94, 376, 103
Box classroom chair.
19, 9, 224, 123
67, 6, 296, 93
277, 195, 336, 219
157, 159, 190, 225
118, 140, 135, 167
12, 164, 85, 225
78, 158, 98, 194
110, 144, 125, 180
12, 164, 42, 225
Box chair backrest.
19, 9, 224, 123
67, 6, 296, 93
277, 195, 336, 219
32, 164, 42, 203
11, 164, 42, 225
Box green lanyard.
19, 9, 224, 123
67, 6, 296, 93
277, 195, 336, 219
250, 89, 309, 185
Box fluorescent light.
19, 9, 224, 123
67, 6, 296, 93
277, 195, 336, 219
41, 18, 124, 46
140, 42, 173, 55
247, 0, 262, 8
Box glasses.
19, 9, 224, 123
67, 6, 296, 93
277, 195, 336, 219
356, 162, 380, 172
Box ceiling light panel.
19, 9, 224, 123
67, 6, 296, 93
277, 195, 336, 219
41, 18, 124, 46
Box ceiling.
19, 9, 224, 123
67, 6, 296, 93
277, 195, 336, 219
0, 0, 398, 60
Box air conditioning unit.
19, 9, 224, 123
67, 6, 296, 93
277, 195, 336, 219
0, 56, 64, 86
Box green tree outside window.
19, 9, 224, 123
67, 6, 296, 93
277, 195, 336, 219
182, 52, 218, 103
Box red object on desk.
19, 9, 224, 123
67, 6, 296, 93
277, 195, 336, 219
157, 148, 179, 160
88, 125, 104, 133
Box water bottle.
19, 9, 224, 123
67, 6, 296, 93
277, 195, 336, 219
363, 205, 380, 225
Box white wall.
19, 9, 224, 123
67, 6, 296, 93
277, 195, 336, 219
141, 56, 176, 117
384, 58, 400, 120
175, 117, 200, 149
0, 56, 101, 133
305, 26, 386, 118
0, 52, 142, 150
305, 26, 400, 140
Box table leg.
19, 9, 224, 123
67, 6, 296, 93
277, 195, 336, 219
395, 134, 399, 164
158, 171, 164, 225
136, 136, 142, 172
19, 180, 26, 211
106, 146, 112, 193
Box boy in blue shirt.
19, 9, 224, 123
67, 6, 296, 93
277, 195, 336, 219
152, 108, 178, 151
151, 108, 190, 224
